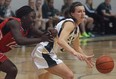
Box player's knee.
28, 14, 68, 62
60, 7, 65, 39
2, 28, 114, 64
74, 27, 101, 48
65, 72, 74, 79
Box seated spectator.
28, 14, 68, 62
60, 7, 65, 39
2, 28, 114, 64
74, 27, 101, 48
0, 0, 14, 23
3, 0, 15, 18
28, 0, 46, 37
96, 0, 116, 34
85, 16, 95, 37
84, 0, 101, 34
35, 0, 42, 19
42, 0, 59, 30
28, 0, 35, 10
35, 0, 46, 31
84, 0, 97, 19
0, 0, 5, 22
61, 0, 73, 15
79, 15, 95, 38
79, 21, 90, 38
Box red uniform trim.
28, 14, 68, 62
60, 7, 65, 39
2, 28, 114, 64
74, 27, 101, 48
0, 53, 8, 63
0, 17, 21, 29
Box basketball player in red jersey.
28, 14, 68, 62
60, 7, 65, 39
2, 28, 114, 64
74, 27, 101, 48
0, 5, 55, 79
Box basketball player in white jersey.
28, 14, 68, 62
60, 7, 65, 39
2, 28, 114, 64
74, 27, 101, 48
31, 2, 94, 79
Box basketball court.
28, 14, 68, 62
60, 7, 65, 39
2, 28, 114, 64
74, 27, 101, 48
0, 35, 116, 79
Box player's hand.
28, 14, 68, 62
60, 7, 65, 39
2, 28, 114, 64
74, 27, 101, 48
48, 28, 58, 38
75, 53, 94, 68
75, 53, 87, 61
85, 55, 94, 68
41, 32, 54, 42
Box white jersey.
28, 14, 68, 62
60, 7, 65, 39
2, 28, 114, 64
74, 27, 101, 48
31, 18, 80, 69
55, 18, 79, 53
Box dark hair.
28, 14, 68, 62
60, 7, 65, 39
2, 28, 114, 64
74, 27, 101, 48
63, 2, 83, 21
63, 7, 70, 18
63, 2, 83, 17
16, 5, 34, 18
69, 2, 83, 15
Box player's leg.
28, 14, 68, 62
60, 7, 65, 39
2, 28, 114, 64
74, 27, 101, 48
45, 63, 74, 79
38, 71, 51, 79
0, 53, 18, 79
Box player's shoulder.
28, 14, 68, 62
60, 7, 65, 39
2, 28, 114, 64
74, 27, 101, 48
64, 18, 75, 25
6, 18, 20, 27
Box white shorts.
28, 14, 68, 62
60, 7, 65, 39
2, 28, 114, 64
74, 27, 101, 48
31, 43, 63, 69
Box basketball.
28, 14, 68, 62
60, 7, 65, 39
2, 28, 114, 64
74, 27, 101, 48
96, 55, 114, 74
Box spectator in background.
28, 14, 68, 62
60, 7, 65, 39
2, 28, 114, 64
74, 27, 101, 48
79, 20, 90, 38
0, 0, 5, 22
84, 0, 96, 19
61, 0, 73, 15
84, 16, 94, 37
42, 0, 59, 31
0, 0, 14, 23
96, 0, 116, 34
35, 0, 42, 20
79, 16, 94, 38
35, 0, 46, 31
84, 0, 101, 34
96, 0, 116, 19
4, 0, 15, 18
28, 0, 35, 10
28, 0, 45, 37
79, 0, 95, 38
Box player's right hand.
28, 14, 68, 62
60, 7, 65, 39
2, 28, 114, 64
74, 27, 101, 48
75, 53, 94, 68
85, 55, 94, 68
41, 31, 54, 42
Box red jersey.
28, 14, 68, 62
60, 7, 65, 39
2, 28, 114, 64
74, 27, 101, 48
0, 17, 27, 53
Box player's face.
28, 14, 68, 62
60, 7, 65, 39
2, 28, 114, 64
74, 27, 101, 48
71, 6, 85, 23
24, 11, 36, 27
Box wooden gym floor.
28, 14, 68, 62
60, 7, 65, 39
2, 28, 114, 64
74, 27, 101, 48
0, 35, 116, 79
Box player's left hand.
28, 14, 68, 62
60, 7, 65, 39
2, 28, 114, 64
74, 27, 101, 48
48, 28, 58, 38
85, 55, 94, 68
